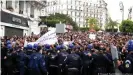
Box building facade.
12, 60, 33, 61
43, 0, 108, 29
0, 0, 46, 37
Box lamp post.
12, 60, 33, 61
119, 1, 124, 21
128, 7, 132, 20
118, 1, 124, 32
0, 1, 3, 10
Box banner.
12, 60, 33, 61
36, 29, 58, 45
27, 42, 38, 46
89, 34, 96, 40
63, 41, 74, 45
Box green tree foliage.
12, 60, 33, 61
40, 13, 79, 30
105, 18, 118, 32
119, 20, 133, 33
86, 17, 100, 31
79, 27, 89, 31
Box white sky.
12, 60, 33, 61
105, 0, 133, 22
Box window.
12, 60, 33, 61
75, 12, 77, 16
72, 17, 75, 21
15, 1, 18, 8
79, 7, 81, 10
6, 1, 12, 8
72, 12, 75, 16
79, 13, 81, 17
90, 3, 92, 6
79, 1, 80, 5
68, 11, 71, 15
86, 3, 88, 6
71, 11, 72, 16
67, 11, 68, 14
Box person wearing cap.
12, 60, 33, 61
117, 40, 133, 73
28, 45, 48, 75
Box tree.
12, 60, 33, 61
86, 17, 100, 31
79, 27, 89, 31
119, 20, 133, 33
105, 18, 118, 32
40, 13, 79, 30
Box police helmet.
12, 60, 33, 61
36, 46, 42, 52
33, 44, 38, 49
45, 44, 50, 49
60, 45, 65, 49
27, 44, 33, 49
127, 40, 133, 51
88, 44, 93, 50
56, 45, 61, 50
6, 40, 11, 44
7, 44, 12, 49
69, 44, 74, 49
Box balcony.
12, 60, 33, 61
31, 0, 47, 8
6, 6, 14, 12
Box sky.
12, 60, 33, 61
105, 0, 133, 22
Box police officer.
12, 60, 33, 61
26, 44, 33, 55
81, 44, 93, 75
65, 48, 82, 75
57, 45, 69, 75
1, 42, 8, 75
67, 44, 74, 54
91, 44, 114, 75
4, 44, 17, 75
28, 45, 48, 75
48, 45, 58, 75
16, 46, 28, 75
118, 40, 133, 73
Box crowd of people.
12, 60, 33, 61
1, 31, 133, 75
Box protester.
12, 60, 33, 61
1, 31, 133, 75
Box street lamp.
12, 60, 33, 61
0, 1, 3, 10
128, 7, 132, 20
119, 1, 124, 20
118, 1, 124, 32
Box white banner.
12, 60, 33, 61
27, 42, 38, 46
63, 41, 74, 45
36, 29, 58, 45
89, 34, 96, 40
